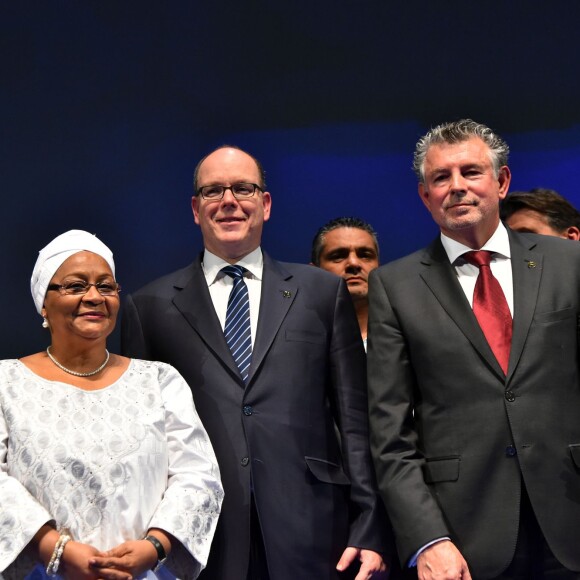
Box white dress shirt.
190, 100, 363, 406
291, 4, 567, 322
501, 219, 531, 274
440, 222, 514, 315
201, 247, 263, 346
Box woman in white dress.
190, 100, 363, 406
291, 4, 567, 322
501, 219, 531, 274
0, 230, 223, 579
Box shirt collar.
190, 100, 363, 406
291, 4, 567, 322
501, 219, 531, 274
202, 247, 264, 285
440, 222, 511, 264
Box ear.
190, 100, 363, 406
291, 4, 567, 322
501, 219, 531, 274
191, 195, 201, 225
261, 191, 272, 222
565, 226, 580, 241
418, 182, 431, 211
497, 166, 511, 200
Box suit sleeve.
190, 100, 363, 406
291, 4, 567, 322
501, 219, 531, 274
329, 279, 395, 559
120, 293, 150, 360
367, 269, 450, 565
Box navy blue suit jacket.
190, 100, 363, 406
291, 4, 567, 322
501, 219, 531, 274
122, 252, 390, 579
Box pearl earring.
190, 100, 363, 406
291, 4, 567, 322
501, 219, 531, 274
42, 317, 49, 329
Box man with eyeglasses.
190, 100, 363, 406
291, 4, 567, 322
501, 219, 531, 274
121, 146, 392, 579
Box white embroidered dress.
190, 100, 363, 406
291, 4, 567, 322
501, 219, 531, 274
0, 358, 223, 579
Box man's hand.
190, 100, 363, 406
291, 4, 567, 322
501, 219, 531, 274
417, 540, 471, 580
88, 540, 158, 578
336, 547, 389, 579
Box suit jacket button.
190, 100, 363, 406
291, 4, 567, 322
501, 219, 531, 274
241, 457, 249, 466
243, 405, 253, 416
505, 445, 517, 457
505, 390, 516, 402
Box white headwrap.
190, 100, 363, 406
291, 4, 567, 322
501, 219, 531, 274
31, 230, 116, 314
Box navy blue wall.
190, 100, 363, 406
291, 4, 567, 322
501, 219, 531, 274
3, 2, 580, 356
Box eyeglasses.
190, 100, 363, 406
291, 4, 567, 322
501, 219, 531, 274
197, 182, 262, 200
47, 280, 122, 296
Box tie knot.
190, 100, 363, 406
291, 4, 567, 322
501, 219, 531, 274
463, 250, 493, 268
221, 265, 247, 280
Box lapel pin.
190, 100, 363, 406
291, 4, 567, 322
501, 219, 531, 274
526, 261, 536, 269
282, 290, 292, 298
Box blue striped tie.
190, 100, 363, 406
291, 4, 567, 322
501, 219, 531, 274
221, 265, 252, 382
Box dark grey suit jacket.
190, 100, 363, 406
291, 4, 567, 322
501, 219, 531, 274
367, 229, 580, 578
122, 252, 391, 579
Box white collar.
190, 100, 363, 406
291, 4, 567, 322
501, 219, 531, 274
202, 247, 264, 285
440, 222, 511, 264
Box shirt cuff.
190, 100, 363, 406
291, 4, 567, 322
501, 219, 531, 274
408, 537, 451, 567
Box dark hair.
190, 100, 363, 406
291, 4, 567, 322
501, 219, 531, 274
500, 188, 580, 232
193, 145, 267, 194
413, 119, 510, 183
311, 217, 379, 265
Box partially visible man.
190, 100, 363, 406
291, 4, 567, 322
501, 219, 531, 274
367, 119, 580, 579
121, 146, 390, 579
500, 187, 580, 239
311, 218, 410, 580
311, 217, 379, 349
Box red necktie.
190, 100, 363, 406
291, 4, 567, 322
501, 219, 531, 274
463, 251, 512, 374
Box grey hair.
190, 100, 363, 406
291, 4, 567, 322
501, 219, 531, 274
413, 119, 510, 183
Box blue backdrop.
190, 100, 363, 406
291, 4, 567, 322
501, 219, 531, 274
3, 2, 580, 356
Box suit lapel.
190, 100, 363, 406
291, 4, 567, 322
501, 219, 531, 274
419, 238, 505, 378
172, 256, 241, 381
507, 230, 542, 381
247, 253, 297, 385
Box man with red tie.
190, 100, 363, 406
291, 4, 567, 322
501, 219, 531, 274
367, 119, 580, 579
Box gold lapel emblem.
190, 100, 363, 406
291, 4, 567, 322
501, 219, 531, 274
526, 261, 536, 269
282, 290, 292, 298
